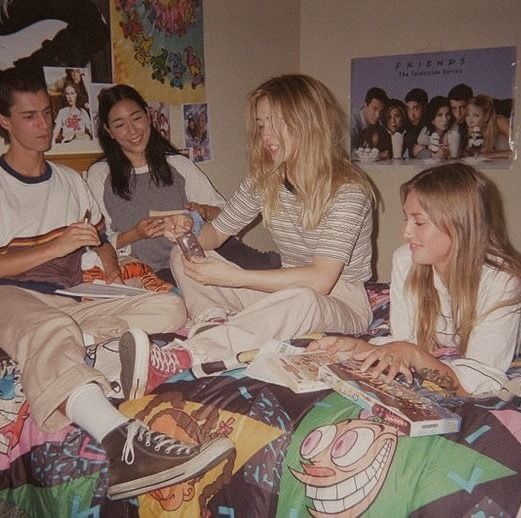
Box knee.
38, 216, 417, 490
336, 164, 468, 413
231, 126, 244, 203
147, 293, 187, 332
282, 286, 321, 312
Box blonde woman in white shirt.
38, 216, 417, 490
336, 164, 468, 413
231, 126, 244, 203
311, 163, 521, 396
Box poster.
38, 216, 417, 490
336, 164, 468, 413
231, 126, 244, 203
111, 0, 205, 104
350, 47, 516, 168
148, 101, 172, 143
183, 102, 211, 162
43, 66, 99, 154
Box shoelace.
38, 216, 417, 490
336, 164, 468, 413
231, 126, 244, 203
121, 421, 194, 465
150, 344, 182, 374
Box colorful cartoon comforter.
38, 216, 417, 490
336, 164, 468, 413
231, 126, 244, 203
0, 284, 520, 517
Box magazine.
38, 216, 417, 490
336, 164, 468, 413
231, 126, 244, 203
149, 209, 188, 218
246, 344, 351, 393
318, 361, 461, 436
55, 280, 148, 299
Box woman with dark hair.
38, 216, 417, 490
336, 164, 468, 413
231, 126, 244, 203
413, 96, 454, 160
86, 84, 279, 283
413, 95, 453, 160
65, 68, 89, 112
53, 80, 92, 144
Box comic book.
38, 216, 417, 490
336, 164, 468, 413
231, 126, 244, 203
318, 361, 461, 436
246, 346, 351, 393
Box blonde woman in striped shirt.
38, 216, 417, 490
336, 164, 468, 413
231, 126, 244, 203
118, 74, 376, 398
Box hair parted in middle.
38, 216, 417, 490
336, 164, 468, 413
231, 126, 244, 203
96, 83, 180, 200
246, 73, 374, 230
467, 94, 498, 154
400, 162, 521, 354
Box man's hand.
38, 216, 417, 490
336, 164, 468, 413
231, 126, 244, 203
52, 220, 101, 257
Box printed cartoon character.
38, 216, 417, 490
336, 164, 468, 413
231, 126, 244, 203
134, 391, 236, 513
290, 420, 398, 517
169, 51, 186, 88
0, 358, 29, 453
185, 46, 204, 88
134, 35, 153, 66
119, 10, 143, 40
150, 49, 171, 84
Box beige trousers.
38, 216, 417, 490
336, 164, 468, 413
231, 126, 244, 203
170, 249, 372, 363
0, 286, 186, 431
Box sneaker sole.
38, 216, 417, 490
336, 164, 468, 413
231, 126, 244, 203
107, 437, 234, 500
119, 329, 150, 400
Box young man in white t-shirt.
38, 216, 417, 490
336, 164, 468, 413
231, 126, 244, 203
0, 66, 233, 500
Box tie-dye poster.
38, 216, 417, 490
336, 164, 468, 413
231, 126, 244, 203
111, 0, 205, 104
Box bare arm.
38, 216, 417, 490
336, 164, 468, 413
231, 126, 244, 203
182, 254, 344, 295
115, 218, 165, 249
309, 335, 467, 396
95, 242, 123, 284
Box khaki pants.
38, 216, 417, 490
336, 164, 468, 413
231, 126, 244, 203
0, 286, 186, 431
171, 249, 371, 363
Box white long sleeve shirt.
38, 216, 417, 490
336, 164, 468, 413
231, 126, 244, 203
372, 244, 520, 394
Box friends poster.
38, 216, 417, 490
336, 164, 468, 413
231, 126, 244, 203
350, 47, 516, 169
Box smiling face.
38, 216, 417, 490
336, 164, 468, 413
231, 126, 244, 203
465, 103, 486, 131
402, 190, 452, 278
105, 98, 151, 166
255, 96, 291, 162
432, 105, 451, 133
290, 420, 397, 517
0, 89, 53, 154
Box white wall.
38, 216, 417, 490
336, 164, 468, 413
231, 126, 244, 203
198, 0, 300, 249
300, 0, 521, 280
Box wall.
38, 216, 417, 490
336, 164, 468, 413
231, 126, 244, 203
300, 0, 521, 281
197, 0, 300, 249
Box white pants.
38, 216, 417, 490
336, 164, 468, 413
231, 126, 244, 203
170, 248, 371, 363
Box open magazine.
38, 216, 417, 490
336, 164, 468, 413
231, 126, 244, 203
319, 360, 461, 436
55, 280, 147, 299
246, 342, 351, 393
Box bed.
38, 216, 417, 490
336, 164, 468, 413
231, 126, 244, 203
0, 282, 520, 517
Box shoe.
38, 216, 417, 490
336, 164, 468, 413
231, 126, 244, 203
119, 329, 192, 400
103, 420, 235, 500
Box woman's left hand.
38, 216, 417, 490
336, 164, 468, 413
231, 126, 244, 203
356, 341, 420, 384
182, 255, 241, 286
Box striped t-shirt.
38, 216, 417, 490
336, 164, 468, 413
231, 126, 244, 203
212, 177, 373, 286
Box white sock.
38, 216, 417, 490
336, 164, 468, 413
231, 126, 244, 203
65, 383, 128, 443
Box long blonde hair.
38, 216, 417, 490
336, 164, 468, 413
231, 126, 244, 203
401, 163, 521, 355
467, 94, 497, 153
246, 74, 373, 230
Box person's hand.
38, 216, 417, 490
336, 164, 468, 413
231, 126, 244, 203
104, 267, 123, 285
308, 335, 376, 357
357, 341, 419, 384
432, 145, 449, 160
134, 217, 165, 240
181, 254, 241, 286
53, 220, 100, 257
185, 202, 220, 221
163, 214, 193, 242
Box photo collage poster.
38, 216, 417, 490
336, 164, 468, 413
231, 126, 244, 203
351, 47, 516, 169
183, 103, 211, 162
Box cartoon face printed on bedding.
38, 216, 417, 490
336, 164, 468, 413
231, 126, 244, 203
290, 419, 397, 517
